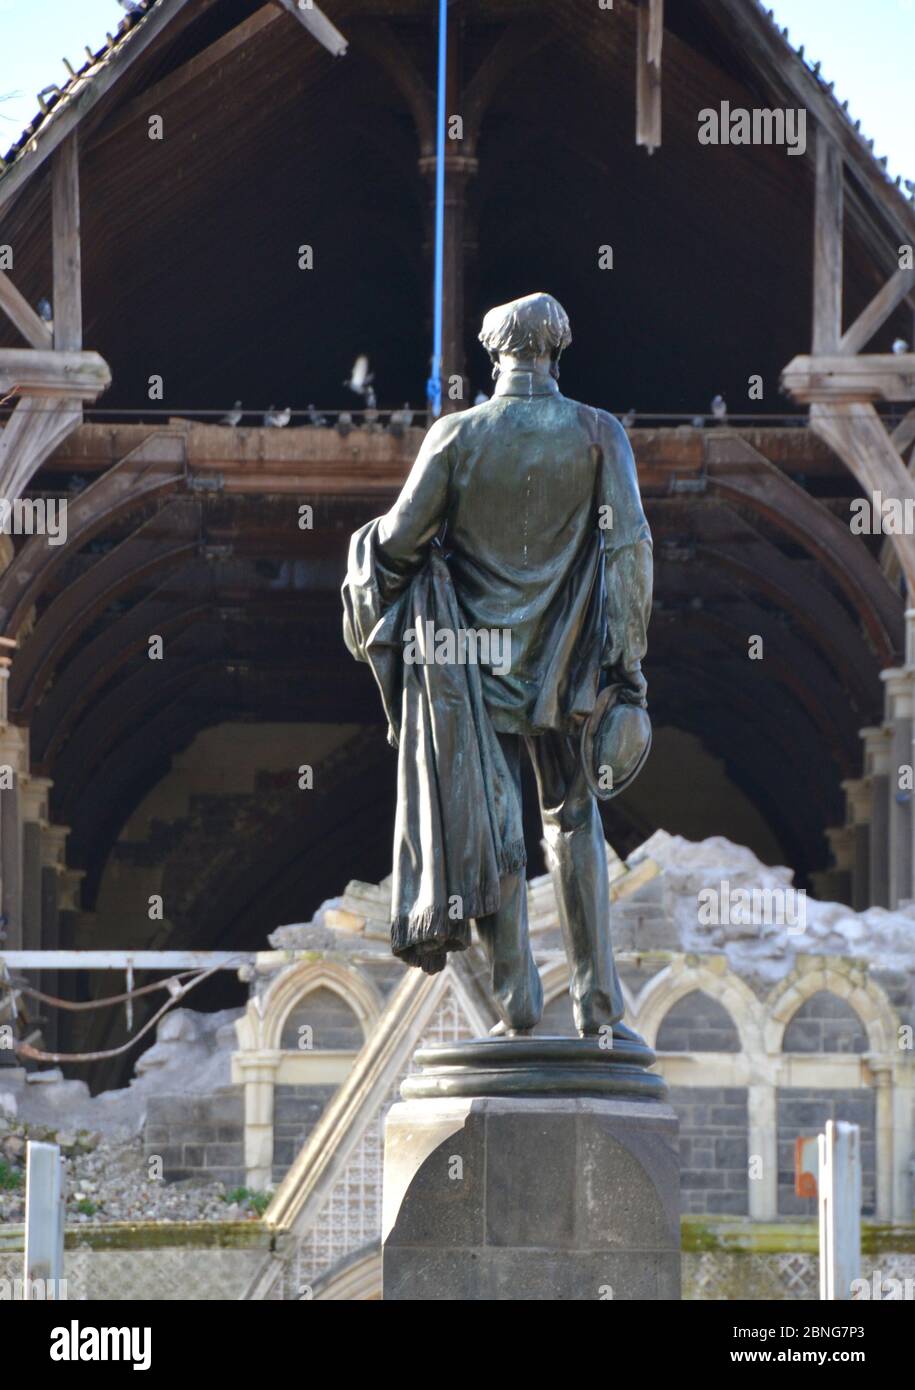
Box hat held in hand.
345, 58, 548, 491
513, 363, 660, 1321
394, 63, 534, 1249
580, 684, 652, 801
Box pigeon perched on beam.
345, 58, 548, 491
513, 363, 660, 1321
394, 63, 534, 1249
220, 401, 243, 427
892, 338, 910, 356
307, 403, 327, 427
388, 402, 415, 438
711, 394, 728, 423
37, 298, 53, 331
264, 405, 291, 428
621, 408, 637, 430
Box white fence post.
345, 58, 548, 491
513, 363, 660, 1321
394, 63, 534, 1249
23, 1140, 66, 1299
818, 1119, 861, 1300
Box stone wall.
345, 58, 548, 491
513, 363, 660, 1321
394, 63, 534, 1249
667, 1086, 749, 1216
144, 1087, 246, 1187
656, 990, 741, 1052
782, 991, 868, 1053
272, 1084, 337, 1183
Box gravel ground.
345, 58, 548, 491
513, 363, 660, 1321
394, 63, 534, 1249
0, 1119, 267, 1225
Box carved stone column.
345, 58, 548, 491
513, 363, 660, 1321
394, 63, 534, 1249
0, 724, 29, 948
881, 666, 915, 907
861, 724, 892, 908
841, 777, 872, 912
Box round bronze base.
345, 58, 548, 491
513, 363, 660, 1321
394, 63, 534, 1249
401, 1034, 667, 1101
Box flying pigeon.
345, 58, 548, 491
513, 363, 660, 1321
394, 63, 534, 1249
343, 355, 374, 397
892, 338, 909, 355
711, 394, 728, 423
264, 405, 291, 428
621, 408, 637, 430
220, 400, 242, 427
307, 403, 327, 427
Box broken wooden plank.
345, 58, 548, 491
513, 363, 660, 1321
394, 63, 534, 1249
635, 0, 663, 152
272, 0, 348, 57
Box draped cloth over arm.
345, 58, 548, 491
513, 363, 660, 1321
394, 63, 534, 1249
342, 521, 525, 974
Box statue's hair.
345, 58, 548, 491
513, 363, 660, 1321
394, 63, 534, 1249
478, 292, 572, 360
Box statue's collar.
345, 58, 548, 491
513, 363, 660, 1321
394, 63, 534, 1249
493, 367, 560, 399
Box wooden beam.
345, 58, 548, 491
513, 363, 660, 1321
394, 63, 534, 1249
782, 353, 915, 403
635, 0, 663, 153
0, 398, 83, 501
810, 400, 915, 592
51, 133, 81, 352
812, 129, 844, 354
0, 272, 53, 351
271, 0, 348, 57
891, 409, 915, 456
93, 5, 283, 152
838, 267, 915, 356
0, 348, 110, 397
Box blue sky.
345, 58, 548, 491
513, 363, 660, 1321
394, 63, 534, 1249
1, 1, 913, 181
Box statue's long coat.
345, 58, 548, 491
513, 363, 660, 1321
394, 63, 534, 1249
342, 366, 653, 969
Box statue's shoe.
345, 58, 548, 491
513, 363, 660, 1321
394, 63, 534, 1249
577, 1019, 649, 1048
489, 1020, 534, 1038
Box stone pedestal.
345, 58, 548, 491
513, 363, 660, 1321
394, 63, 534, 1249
382, 1037, 680, 1301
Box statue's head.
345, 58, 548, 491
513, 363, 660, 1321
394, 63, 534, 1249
479, 292, 572, 378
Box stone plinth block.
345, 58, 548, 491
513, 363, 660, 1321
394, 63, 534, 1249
382, 1087, 681, 1301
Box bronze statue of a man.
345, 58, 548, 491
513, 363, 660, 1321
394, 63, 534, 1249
343, 292, 652, 1041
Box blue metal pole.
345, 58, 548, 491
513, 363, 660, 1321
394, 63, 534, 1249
427, 0, 448, 419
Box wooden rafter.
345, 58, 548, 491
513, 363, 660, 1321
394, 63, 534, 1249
93, 5, 284, 152
0, 0, 223, 218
